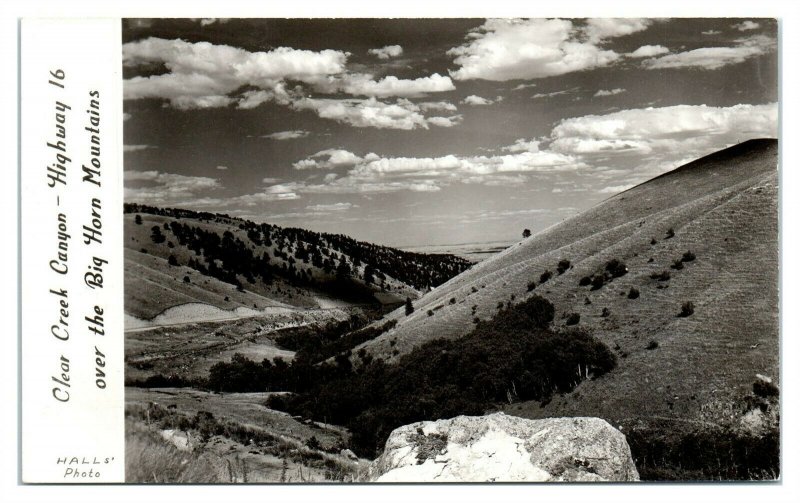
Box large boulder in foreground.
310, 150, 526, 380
367, 413, 639, 482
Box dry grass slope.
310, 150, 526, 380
357, 139, 779, 426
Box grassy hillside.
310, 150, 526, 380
356, 139, 779, 428
124, 205, 471, 319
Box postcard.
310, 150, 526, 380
18, 14, 786, 491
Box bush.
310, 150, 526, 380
539, 270, 553, 284
679, 301, 694, 317
601, 307, 610, 318
650, 238, 657, 245
557, 260, 571, 275
579, 276, 592, 287
517, 295, 556, 328
591, 275, 605, 290
527, 281, 537, 292
405, 297, 414, 316
670, 260, 684, 270
427, 310, 434, 317
666, 228, 675, 239
646, 340, 659, 350
449, 297, 456, 305
628, 287, 640, 299
753, 378, 779, 398
682, 250, 696, 262
183, 275, 190, 283
306, 435, 322, 450
650, 271, 671, 281
565, 313, 580, 326
168, 255, 178, 266
605, 259, 628, 278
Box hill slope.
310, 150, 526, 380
357, 139, 779, 425
124, 205, 471, 320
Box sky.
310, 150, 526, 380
122, 18, 778, 247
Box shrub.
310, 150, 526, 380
650, 271, 671, 281
449, 297, 456, 305
670, 260, 684, 270
539, 270, 553, 284
646, 340, 659, 350
679, 301, 694, 317
527, 281, 537, 292
557, 259, 571, 275
682, 250, 696, 262
427, 310, 434, 317
405, 297, 414, 316
650, 238, 657, 245
605, 259, 628, 278
753, 378, 779, 398
565, 313, 580, 326
183, 275, 190, 283
601, 308, 610, 318
591, 275, 605, 290
134, 214, 142, 225
168, 255, 178, 266
666, 228, 675, 239
306, 436, 321, 450
628, 288, 640, 299
579, 276, 592, 286
518, 295, 556, 328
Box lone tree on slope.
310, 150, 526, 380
405, 297, 414, 316
522, 229, 532, 238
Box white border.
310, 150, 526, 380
3, 0, 798, 501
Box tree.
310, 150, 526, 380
168, 255, 178, 266
134, 214, 142, 225
405, 297, 414, 316
522, 229, 532, 238
150, 225, 166, 244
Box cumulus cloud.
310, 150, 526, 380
733, 20, 760, 31
216, 165, 228, 170
123, 38, 347, 101
448, 18, 647, 81
641, 35, 775, 70
124, 170, 222, 205
418, 101, 458, 112
283, 143, 586, 196
306, 202, 357, 211
531, 87, 579, 100
293, 149, 368, 170
368, 45, 403, 59
583, 18, 653, 43
549, 103, 778, 158
262, 130, 310, 140
123, 144, 154, 152
702, 30, 722, 36
462, 95, 493, 106
627, 45, 669, 58
426, 115, 463, 128
594, 88, 626, 97
502, 139, 542, 153
123, 37, 455, 127
292, 97, 455, 130
327, 73, 455, 98
512, 83, 537, 91
598, 184, 635, 194
199, 18, 230, 26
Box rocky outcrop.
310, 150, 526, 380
367, 413, 639, 482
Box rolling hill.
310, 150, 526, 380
355, 138, 779, 428
124, 205, 472, 321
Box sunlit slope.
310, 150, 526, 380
358, 139, 778, 421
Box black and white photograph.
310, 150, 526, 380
117, 16, 782, 483
117, 16, 784, 483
